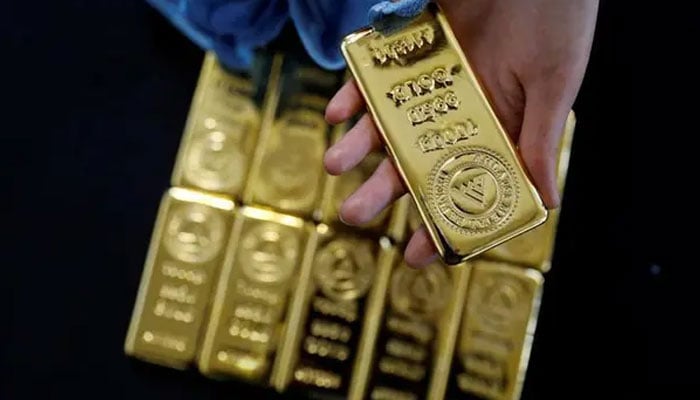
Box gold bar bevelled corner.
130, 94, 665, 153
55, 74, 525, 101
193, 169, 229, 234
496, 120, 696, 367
341, 4, 547, 264
448, 261, 543, 400
171, 52, 282, 198
243, 56, 345, 218
197, 206, 317, 383
271, 228, 386, 397
124, 187, 236, 368
483, 111, 577, 271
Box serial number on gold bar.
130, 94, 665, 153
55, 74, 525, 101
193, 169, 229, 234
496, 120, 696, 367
364, 259, 463, 400
341, 4, 547, 264
197, 206, 314, 382
449, 261, 543, 400
283, 231, 380, 397
171, 52, 274, 197
124, 187, 236, 368
484, 111, 577, 271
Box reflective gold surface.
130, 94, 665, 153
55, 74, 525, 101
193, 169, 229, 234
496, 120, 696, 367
126, 43, 575, 398
449, 261, 543, 400
484, 111, 577, 271
341, 4, 547, 264
272, 228, 383, 397
245, 57, 344, 217
197, 206, 316, 382
172, 53, 279, 197
351, 255, 470, 400
125, 187, 235, 368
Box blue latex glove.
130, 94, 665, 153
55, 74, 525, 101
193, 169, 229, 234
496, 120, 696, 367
146, 0, 429, 71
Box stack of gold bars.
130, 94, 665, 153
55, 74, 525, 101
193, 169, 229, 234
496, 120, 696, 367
125, 6, 576, 400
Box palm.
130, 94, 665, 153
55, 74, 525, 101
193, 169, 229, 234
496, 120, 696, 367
324, 0, 598, 267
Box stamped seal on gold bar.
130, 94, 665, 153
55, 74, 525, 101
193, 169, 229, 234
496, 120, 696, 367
171, 52, 280, 198
347, 252, 470, 400
124, 187, 236, 369
244, 55, 345, 218
448, 261, 543, 400
197, 206, 317, 383
271, 229, 382, 397
341, 4, 547, 264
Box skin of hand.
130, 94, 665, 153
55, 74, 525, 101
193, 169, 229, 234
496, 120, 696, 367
323, 0, 599, 267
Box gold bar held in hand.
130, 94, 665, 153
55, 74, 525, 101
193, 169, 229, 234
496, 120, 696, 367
341, 4, 547, 264
124, 187, 236, 368
197, 206, 317, 383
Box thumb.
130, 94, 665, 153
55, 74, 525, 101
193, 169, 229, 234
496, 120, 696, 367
517, 88, 572, 209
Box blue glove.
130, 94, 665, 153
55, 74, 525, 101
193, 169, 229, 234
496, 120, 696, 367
146, 0, 430, 71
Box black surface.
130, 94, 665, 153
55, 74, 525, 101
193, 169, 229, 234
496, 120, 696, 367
2, 0, 698, 398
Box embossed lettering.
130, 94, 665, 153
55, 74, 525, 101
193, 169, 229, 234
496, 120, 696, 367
294, 367, 342, 389
153, 299, 194, 323
233, 303, 275, 324
386, 316, 434, 343
228, 318, 272, 343
378, 356, 426, 381
310, 319, 352, 342
385, 338, 427, 362
161, 263, 205, 285
235, 280, 281, 305
312, 296, 358, 322
407, 91, 460, 125
387, 67, 453, 106
158, 283, 196, 305
141, 331, 187, 353
417, 120, 478, 153
369, 26, 435, 66
304, 337, 349, 361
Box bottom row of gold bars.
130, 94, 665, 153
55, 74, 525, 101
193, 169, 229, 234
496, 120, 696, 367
125, 51, 577, 400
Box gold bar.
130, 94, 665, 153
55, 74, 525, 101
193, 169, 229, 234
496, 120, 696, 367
484, 111, 576, 271
124, 187, 236, 368
341, 4, 547, 264
171, 52, 282, 198
387, 195, 427, 245
426, 262, 471, 400
197, 206, 317, 383
272, 228, 384, 397
348, 240, 396, 400
448, 261, 543, 400
385, 194, 412, 244
354, 257, 470, 400
244, 55, 345, 218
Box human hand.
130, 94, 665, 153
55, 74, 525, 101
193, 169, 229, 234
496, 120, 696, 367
324, 0, 599, 267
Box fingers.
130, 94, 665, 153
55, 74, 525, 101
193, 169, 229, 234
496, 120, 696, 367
517, 89, 572, 209
324, 114, 383, 175
339, 158, 406, 226
404, 226, 439, 268
325, 79, 365, 125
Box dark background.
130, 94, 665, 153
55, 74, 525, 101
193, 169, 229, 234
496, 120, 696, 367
2, 1, 698, 398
